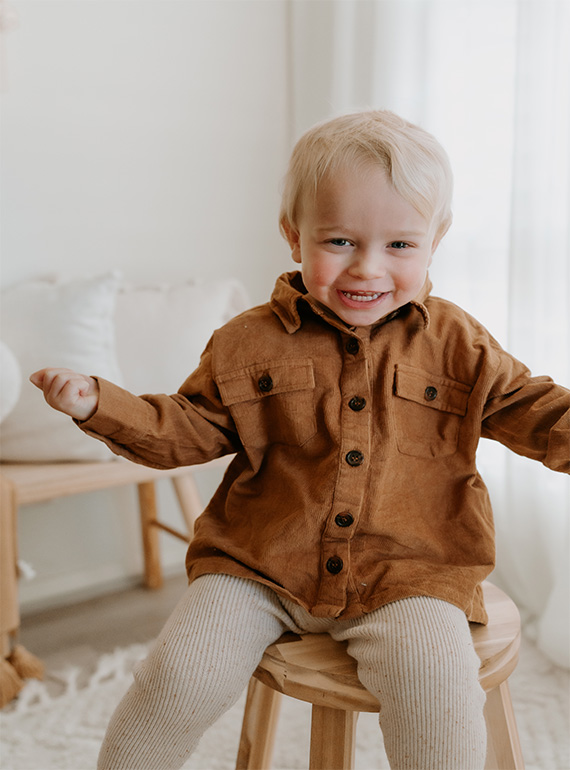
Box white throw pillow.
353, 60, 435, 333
0, 273, 123, 462
0, 341, 22, 423
115, 279, 250, 394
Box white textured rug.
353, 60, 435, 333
1, 637, 568, 770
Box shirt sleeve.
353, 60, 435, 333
77, 345, 241, 469
481, 349, 569, 473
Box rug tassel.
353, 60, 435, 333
8, 644, 45, 681
0, 657, 24, 708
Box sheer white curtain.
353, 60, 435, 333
287, 0, 569, 666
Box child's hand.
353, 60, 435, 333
29, 368, 100, 421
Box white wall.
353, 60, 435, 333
1, 0, 293, 611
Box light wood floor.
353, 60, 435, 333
18, 573, 189, 672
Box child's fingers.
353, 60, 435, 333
29, 367, 99, 420
30, 367, 76, 389
30, 367, 79, 395
44, 370, 92, 404
29, 368, 48, 388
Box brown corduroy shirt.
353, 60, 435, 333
80, 271, 570, 623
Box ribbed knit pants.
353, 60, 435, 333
97, 574, 487, 770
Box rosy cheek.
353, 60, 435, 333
310, 266, 332, 287
402, 265, 428, 288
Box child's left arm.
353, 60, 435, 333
481, 365, 569, 473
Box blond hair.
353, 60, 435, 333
279, 110, 453, 243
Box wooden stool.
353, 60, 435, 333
236, 582, 524, 770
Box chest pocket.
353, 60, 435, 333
216, 358, 317, 448
392, 364, 471, 457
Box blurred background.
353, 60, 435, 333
1, 0, 568, 668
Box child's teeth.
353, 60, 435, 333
343, 292, 380, 302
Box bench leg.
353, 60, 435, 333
236, 678, 282, 769
0, 477, 19, 658
484, 681, 525, 769
137, 481, 163, 589
171, 473, 203, 538
309, 705, 357, 770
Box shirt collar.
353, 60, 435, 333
270, 271, 431, 334
409, 276, 431, 329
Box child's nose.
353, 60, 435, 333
348, 249, 386, 279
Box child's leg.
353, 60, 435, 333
97, 573, 292, 770
333, 596, 487, 770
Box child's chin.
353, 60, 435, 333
335, 307, 388, 327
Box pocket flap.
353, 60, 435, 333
216, 358, 315, 406
394, 364, 470, 416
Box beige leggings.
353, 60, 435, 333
98, 573, 487, 770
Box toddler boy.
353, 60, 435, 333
31, 110, 569, 770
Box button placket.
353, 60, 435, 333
315, 331, 370, 614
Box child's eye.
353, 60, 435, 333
390, 241, 410, 249
328, 238, 351, 247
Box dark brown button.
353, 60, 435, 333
424, 386, 438, 401
258, 375, 273, 393
326, 556, 343, 574
346, 450, 364, 466
335, 512, 354, 528
346, 338, 359, 354
348, 396, 366, 411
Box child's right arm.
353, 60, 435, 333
30, 368, 100, 422
29, 358, 240, 470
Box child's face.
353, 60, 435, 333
285, 163, 440, 327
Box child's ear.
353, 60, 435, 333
281, 220, 302, 264
429, 235, 442, 261
431, 219, 450, 256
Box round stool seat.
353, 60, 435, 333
253, 581, 520, 712
237, 582, 524, 770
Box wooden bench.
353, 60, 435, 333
0, 457, 229, 661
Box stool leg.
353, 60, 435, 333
309, 705, 357, 770
236, 678, 282, 769
484, 681, 525, 770
137, 481, 163, 589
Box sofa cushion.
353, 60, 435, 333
0, 273, 122, 461
114, 278, 249, 394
